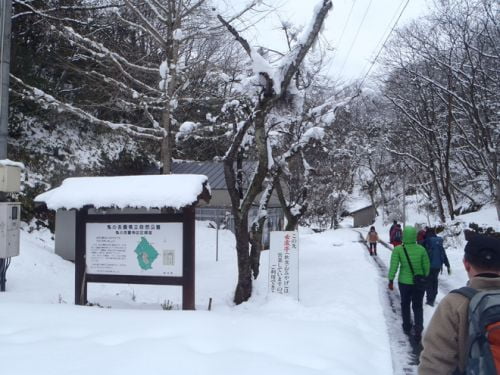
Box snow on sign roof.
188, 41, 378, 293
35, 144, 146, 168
35, 174, 211, 210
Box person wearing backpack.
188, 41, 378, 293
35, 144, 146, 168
423, 228, 451, 307
366, 226, 379, 256
417, 226, 428, 245
391, 223, 403, 247
389, 220, 398, 241
388, 225, 430, 341
418, 234, 500, 375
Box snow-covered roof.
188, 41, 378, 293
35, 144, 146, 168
35, 174, 211, 210
0, 159, 25, 169
346, 197, 373, 214
349, 205, 375, 215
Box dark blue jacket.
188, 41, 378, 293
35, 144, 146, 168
424, 235, 450, 270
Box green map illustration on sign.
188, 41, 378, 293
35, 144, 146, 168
134, 237, 159, 270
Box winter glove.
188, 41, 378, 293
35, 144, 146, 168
447, 267, 451, 275
388, 281, 394, 291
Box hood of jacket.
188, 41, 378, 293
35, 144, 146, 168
403, 225, 417, 244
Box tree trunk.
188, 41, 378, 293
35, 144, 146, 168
496, 179, 500, 221
493, 148, 499, 221
429, 163, 446, 223
442, 182, 455, 220
374, 177, 388, 221
249, 216, 265, 279
443, 71, 455, 219
275, 178, 303, 231
250, 179, 276, 279
234, 216, 252, 304
285, 216, 299, 231
161, 109, 172, 174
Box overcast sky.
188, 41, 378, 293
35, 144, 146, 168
231, 0, 431, 82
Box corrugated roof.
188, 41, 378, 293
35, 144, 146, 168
172, 161, 256, 190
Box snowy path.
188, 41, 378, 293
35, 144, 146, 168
355, 231, 421, 374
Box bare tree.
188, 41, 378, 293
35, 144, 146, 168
378, 0, 499, 220
217, 0, 333, 304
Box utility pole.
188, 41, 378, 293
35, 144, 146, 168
0, 0, 17, 293
0, 0, 11, 160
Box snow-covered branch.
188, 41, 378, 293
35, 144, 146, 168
123, 0, 168, 49
62, 26, 158, 74
11, 75, 164, 141
277, 1, 332, 96
13, 0, 93, 25
216, 15, 251, 56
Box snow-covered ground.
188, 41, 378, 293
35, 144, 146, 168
0, 204, 498, 374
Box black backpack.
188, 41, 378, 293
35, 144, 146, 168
393, 228, 402, 242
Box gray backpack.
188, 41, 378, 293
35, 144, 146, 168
451, 287, 500, 375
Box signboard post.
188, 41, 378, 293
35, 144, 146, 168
268, 231, 299, 300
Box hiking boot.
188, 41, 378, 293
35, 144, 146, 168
426, 300, 435, 307
369, 252, 373, 256
374, 251, 377, 256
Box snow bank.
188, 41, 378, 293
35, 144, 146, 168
0, 223, 392, 374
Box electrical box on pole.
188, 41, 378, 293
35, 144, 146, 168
0, 164, 21, 192
0, 202, 20, 258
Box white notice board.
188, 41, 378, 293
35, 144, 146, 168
268, 231, 299, 299
86, 222, 183, 276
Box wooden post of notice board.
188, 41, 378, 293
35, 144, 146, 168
182, 206, 195, 310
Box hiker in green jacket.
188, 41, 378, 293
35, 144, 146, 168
388, 225, 430, 341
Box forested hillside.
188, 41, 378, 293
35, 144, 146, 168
7, 0, 499, 229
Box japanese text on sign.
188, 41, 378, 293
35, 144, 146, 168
268, 231, 299, 299
86, 222, 183, 277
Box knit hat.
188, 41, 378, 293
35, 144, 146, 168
464, 234, 500, 267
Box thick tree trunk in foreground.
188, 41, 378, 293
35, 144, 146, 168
249, 217, 265, 280
234, 216, 252, 304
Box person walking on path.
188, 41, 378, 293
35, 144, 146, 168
389, 220, 397, 239
390, 223, 403, 247
422, 228, 451, 306
418, 234, 500, 375
388, 225, 430, 341
366, 226, 379, 256
417, 226, 427, 245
